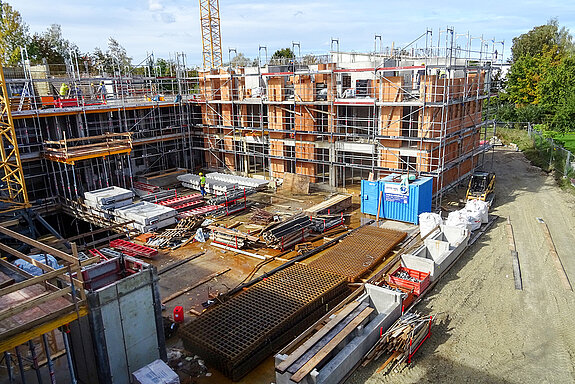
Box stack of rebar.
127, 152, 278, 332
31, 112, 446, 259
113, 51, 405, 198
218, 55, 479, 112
310, 215, 345, 233
209, 226, 259, 249
308, 226, 406, 282
261, 214, 312, 250
179, 263, 349, 381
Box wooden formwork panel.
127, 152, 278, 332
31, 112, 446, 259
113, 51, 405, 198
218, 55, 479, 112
295, 106, 315, 133
268, 106, 284, 131
380, 106, 402, 136
379, 76, 403, 102
221, 104, 233, 127
267, 77, 285, 102
293, 75, 314, 102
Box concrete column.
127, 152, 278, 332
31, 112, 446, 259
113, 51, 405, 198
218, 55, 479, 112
329, 144, 337, 187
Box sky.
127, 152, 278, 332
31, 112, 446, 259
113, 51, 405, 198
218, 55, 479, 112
9, 0, 575, 67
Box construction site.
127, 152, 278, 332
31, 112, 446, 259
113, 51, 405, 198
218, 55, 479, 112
2, 2, 575, 384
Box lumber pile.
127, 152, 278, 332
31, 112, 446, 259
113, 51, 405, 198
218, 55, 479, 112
362, 312, 434, 374
261, 214, 312, 250
209, 225, 259, 249
251, 208, 275, 224
304, 194, 352, 216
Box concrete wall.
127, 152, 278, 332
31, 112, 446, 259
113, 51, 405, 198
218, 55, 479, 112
70, 262, 166, 384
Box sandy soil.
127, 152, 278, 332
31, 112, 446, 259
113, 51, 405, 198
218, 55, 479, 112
349, 147, 575, 383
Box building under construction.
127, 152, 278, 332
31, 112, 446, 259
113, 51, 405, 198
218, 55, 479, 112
0, 27, 501, 383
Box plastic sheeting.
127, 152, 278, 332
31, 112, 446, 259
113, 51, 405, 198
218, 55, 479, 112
14, 254, 62, 276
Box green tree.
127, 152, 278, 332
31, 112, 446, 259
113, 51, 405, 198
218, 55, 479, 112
511, 19, 573, 61
107, 37, 132, 69
27, 24, 79, 65
228, 52, 250, 68
0, 2, 29, 65
270, 48, 295, 64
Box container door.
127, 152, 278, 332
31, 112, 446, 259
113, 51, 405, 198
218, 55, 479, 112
361, 180, 382, 216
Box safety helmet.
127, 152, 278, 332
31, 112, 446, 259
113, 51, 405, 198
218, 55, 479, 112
199, 172, 203, 176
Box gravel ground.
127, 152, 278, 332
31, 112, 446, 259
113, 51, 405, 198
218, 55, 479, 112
349, 147, 575, 384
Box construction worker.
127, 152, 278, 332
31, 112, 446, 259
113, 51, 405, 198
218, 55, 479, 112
98, 82, 107, 101
59, 82, 69, 97
199, 172, 206, 196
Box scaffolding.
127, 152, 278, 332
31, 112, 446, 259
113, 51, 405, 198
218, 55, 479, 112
1, 28, 502, 215
194, 28, 501, 207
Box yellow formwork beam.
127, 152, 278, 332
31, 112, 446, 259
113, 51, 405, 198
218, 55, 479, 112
0, 305, 89, 353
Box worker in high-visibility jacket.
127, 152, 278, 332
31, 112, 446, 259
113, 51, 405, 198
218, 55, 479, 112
199, 172, 206, 196
59, 82, 69, 97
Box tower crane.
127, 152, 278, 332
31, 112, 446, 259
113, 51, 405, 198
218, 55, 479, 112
198, 0, 223, 69
0, 62, 29, 214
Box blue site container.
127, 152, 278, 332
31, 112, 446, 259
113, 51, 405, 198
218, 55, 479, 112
360, 180, 383, 216
380, 174, 433, 224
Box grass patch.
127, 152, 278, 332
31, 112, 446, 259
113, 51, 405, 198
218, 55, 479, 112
553, 132, 575, 154
495, 127, 552, 171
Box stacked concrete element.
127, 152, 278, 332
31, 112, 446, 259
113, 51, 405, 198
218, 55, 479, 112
206, 172, 269, 190
84, 186, 134, 211
275, 284, 403, 384
114, 201, 177, 233
400, 225, 470, 281
177, 173, 238, 195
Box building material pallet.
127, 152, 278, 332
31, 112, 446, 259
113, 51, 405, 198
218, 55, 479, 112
309, 226, 406, 282
179, 264, 349, 381
109, 239, 158, 259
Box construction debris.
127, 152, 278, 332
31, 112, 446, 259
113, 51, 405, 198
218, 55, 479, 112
251, 208, 275, 224
363, 312, 434, 374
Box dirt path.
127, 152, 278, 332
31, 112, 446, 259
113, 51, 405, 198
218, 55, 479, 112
349, 147, 575, 384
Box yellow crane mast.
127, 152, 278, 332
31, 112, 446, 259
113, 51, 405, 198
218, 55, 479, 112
0, 62, 29, 214
199, 0, 223, 69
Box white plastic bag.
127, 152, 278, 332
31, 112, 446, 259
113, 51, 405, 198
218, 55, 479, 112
419, 212, 442, 238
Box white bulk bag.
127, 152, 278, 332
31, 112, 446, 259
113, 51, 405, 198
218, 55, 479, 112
419, 212, 443, 238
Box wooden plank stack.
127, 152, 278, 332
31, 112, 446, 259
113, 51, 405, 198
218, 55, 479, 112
362, 311, 434, 374
304, 194, 352, 216
251, 208, 275, 224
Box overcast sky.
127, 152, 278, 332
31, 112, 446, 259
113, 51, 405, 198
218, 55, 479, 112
9, 0, 575, 66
